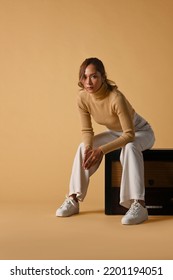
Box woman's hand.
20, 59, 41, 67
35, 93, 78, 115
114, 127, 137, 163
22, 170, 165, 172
83, 146, 103, 170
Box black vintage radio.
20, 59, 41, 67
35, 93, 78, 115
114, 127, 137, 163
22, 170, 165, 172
105, 149, 173, 215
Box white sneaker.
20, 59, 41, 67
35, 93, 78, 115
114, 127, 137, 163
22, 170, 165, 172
56, 196, 79, 217
121, 200, 148, 225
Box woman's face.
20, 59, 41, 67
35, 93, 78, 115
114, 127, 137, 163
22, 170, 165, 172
81, 64, 104, 93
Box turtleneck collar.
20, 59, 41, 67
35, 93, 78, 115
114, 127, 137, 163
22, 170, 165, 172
86, 82, 109, 100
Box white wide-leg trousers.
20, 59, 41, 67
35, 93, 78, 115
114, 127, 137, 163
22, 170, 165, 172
69, 122, 155, 209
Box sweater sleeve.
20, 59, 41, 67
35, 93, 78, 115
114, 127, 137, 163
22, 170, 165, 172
77, 94, 94, 148
99, 93, 135, 154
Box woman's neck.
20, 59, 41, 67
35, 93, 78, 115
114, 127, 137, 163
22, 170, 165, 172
90, 83, 109, 100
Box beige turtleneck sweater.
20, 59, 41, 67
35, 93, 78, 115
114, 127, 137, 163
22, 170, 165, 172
77, 83, 135, 154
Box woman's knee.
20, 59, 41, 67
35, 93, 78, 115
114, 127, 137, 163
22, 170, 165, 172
77, 142, 85, 155
120, 142, 142, 164
79, 142, 85, 149
121, 142, 141, 158
124, 142, 138, 152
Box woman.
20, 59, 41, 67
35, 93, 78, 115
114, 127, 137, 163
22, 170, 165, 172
56, 57, 155, 225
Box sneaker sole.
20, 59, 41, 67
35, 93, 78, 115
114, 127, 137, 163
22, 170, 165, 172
56, 210, 79, 217
121, 216, 148, 225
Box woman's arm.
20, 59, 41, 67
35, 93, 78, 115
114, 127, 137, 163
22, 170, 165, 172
100, 93, 135, 154
77, 96, 94, 149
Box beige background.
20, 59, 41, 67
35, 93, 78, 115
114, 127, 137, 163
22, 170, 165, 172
1, 0, 173, 204
0, 0, 173, 260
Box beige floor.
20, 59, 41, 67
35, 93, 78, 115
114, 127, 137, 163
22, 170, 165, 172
0, 201, 173, 260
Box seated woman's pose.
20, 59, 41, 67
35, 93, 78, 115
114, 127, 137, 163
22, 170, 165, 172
56, 57, 155, 225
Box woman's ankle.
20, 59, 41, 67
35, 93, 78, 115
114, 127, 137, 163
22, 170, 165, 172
138, 200, 146, 207
69, 194, 78, 203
